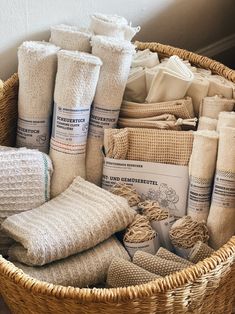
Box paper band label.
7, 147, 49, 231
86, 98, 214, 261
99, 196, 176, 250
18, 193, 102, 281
102, 157, 189, 217
88, 105, 120, 139
17, 117, 50, 153
187, 177, 212, 213
124, 234, 160, 258
212, 170, 235, 208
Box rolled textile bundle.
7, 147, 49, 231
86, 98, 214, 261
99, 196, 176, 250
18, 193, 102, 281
156, 247, 193, 266
50, 24, 92, 52
207, 127, 235, 249
110, 182, 141, 208
123, 214, 159, 257
216, 111, 235, 132
207, 75, 235, 99
188, 241, 214, 263
169, 216, 209, 258
90, 13, 140, 40
16, 41, 60, 153
123, 67, 146, 103
0, 147, 53, 255
132, 49, 159, 68
187, 131, 219, 222
199, 96, 235, 119
104, 128, 194, 166
14, 237, 129, 287
120, 97, 195, 119
133, 251, 187, 276
186, 74, 210, 116
107, 257, 159, 288
2, 176, 135, 266
139, 200, 174, 251
49, 50, 102, 197
86, 36, 135, 185
197, 117, 218, 131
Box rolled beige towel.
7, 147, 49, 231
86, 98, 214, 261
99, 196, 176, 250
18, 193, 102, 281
217, 111, 235, 132
156, 247, 193, 266
197, 117, 218, 131
107, 257, 159, 288
199, 96, 234, 119
188, 241, 214, 263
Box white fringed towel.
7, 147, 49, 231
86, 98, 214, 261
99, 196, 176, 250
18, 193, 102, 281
16, 41, 59, 153
2, 176, 135, 266
49, 50, 102, 197
86, 36, 135, 186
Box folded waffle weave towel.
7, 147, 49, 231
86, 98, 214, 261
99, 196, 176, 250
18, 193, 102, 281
49, 50, 102, 197
16, 41, 60, 153
107, 257, 159, 288
133, 251, 188, 276
13, 237, 129, 287
50, 24, 92, 52
104, 128, 194, 166
188, 241, 214, 264
156, 247, 193, 266
2, 177, 135, 266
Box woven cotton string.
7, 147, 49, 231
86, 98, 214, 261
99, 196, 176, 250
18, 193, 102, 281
124, 214, 155, 243
110, 183, 141, 207
139, 200, 168, 221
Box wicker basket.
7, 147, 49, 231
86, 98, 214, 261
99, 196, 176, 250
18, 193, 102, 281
0, 42, 235, 314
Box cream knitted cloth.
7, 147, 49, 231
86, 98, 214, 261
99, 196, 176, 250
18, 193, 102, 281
49, 50, 102, 197
2, 177, 135, 266
197, 117, 218, 131
90, 13, 140, 40
16, 41, 59, 153
199, 96, 234, 119
188, 241, 214, 264
104, 128, 194, 166
187, 131, 219, 222
120, 98, 195, 119
13, 237, 129, 287
107, 257, 159, 288
207, 127, 235, 249
156, 247, 193, 266
86, 36, 135, 185
217, 111, 235, 132
50, 24, 92, 52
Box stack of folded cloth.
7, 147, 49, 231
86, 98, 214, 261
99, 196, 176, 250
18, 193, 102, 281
2, 177, 135, 287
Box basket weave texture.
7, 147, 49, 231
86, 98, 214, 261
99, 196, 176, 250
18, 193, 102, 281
0, 42, 235, 314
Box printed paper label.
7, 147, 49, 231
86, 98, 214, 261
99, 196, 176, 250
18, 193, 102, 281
124, 234, 160, 258
88, 105, 120, 139
187, 177, 212, 214
151, 216, 175, 251
102, 157, 189, 217
17, 117, 50, 153
212, 170, 235, 208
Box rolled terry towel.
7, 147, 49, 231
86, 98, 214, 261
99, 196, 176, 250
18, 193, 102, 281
107, 257, 159, 288
49, 50, 102, 197
133, 251, 187, 276
199, 96, 235, 119
2, 176, 135, 266
197, 117, 218, 131
207, 75, 234, 99
0, 147, 52, 255
207, 127, 235, 249
146, 56, 194, 103
120, 97, 195, 119
86, 36, 135, 186
16, 41, 60, 153
132, 49, 159, 68
104, 128, 194, 166
188, 241, 214, 264
187, 131, 219, 222
216, 111, 235, 132
50, 24, 92, 52
90, 13, 140, 40
14, 237, 129, 287
156, 247, 193, 266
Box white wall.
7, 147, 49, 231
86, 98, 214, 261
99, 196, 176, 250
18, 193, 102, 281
0, 0, 235, 80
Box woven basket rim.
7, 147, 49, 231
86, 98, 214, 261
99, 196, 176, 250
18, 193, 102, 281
0, 42, 235, 303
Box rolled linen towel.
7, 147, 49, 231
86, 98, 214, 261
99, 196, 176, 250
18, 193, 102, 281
188, 241, 214, 264
197, 117, 218, 131
199, 96, 235, 119
86, 36, 135, 185
216, 111, 235, 132
2, 176, 135, 266
156, 247, 193, 266
49, 50, 102, 197
132, 49, 159, 68
133, 251, 187, 276
120, 97, 195, 119
107, 257, 159, 288
50, 24, 92, 52
187, 131, 219, 222
13, 237, 129, 287
207, 127, 235, 249
123, 67, 147, 103
207, 75, 234, 99
16, 41, 60, 153
90, 13, 140, 40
